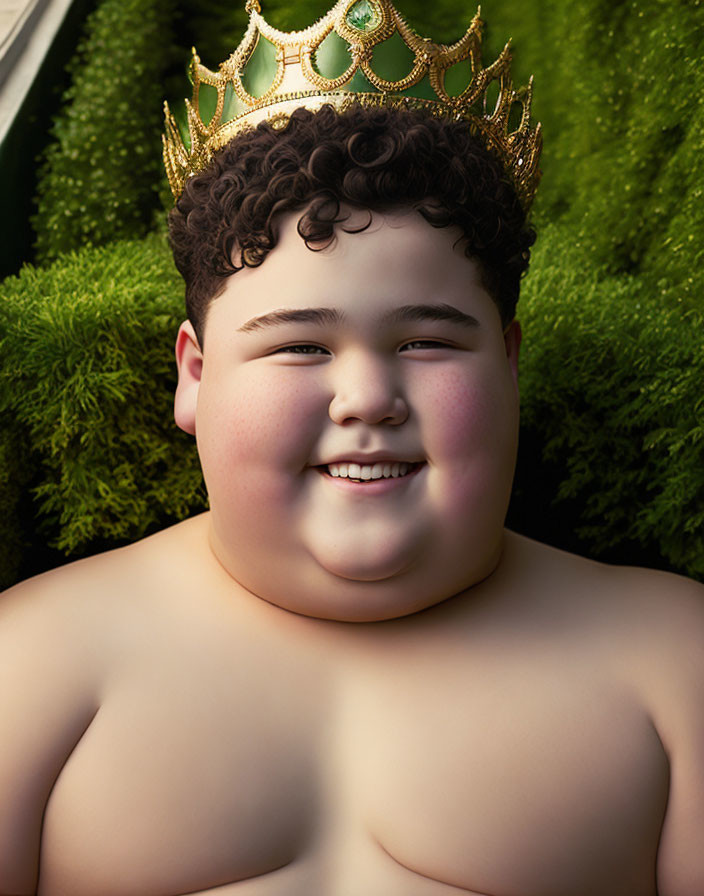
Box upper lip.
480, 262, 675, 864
315, 452, 425, 466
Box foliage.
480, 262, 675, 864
484, 0, 704, 288
32, 0, 174, 263
0, 233, 207, 587
479, 0, 704, 579
513, 224, 704, 579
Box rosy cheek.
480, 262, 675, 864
231, 391, 290, 457
421, 373, 497, 456
201, 373, 323, 470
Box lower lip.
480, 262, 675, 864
316, 463, 425, 494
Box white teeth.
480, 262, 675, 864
325, 461, 417, 480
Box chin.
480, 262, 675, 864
309, 547, 417, 585
267, 587, 440, 624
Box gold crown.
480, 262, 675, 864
163, 0, 542, 207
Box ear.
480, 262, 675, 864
503, 319, 522, 393
174, 320, 203, 436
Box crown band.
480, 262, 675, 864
163, 0, 542, 208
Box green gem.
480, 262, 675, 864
346, 0, 380, 33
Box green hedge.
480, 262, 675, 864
32, 0, 174, 262
512, 223, 704, 579
0, 233, 207, 589
490, 0, 704, 577
483, 0, 704, 293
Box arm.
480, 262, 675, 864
649, 578, 704, 896
0, 574, 101, 895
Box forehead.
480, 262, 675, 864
207, 206, 496, 331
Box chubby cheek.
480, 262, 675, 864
422, 366, 516, 455
421, 367, 518, 509
195, 371, 323, 507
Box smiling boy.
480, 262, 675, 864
2, 2, 704, 895
175, 194, 521, 622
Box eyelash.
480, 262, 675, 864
274, 340, 451, 355
402, 340, 450, 351
275, 344, 327, 354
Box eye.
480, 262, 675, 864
401, 339, 453, 351
273, 344, 329, 355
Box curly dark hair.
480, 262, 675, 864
168, 103, 537, 346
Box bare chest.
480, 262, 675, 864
38, 634, 668, 896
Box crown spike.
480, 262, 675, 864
515, 76, 534, 133
440, 15, 481, 65
189, 47, 199, 75
163, 0, 542, 207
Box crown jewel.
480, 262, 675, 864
163, 0, 542, 207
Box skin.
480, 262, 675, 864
1, 208, 703, 896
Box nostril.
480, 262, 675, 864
328, 391, 409, 427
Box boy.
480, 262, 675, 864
2, 1, 703, 894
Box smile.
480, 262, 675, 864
320, 461, 424, 482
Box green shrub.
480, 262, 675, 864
477, 0, 704, 579
32, 0, 174, 263
0, 232, 206, 588
513, 222, 704, 580
483, 0, 704, 291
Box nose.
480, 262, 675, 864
327, 351, 409, 426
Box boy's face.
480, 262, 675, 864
175, 207, 521, 622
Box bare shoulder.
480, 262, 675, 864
500, 530, 704, 694
498, 534, 704, 895
3, 510, 211, 605
0, 514, 216, 681
504, 529, 704, 624
0, 511, 214, 707
0, 515, 213, 894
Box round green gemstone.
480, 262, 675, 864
346, 0, 380, 33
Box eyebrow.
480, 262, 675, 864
385, 303, 480, 329
236, 303, 480, 333
237, 307, 342, 333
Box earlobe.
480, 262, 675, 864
174, 320, 203, 436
